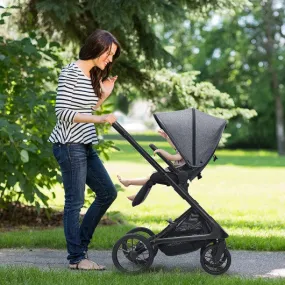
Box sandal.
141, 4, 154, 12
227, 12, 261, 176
69, 259, 106, 271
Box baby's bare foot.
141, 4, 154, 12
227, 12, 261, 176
117, 175, 130, 187
127, 195, 136, 201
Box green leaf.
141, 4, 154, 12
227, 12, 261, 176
7, 175, 17, 187
114, 183, 124, 192
50, 41, 60, 48
1, 12, 11, 18
87, 188, 93, 194
23, 43, 37, 55
37, 37, 47, 48
28, 32, 36, 39
20, 149, 29, 163
110, 145, 121, 151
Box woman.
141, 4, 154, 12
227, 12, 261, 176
48, 30, 121, 270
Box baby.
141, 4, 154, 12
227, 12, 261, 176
117, 129, 185, 201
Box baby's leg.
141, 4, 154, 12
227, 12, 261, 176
117, 175, 150, 187
127, 195, 136, 201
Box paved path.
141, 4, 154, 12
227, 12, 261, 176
0, 249, 285, 278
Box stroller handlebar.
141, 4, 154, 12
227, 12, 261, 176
149, 143, 157, 151
112, 121, 179, 175
149, 144, 178, 173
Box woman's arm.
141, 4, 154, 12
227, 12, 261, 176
56, 69, 116, 124
92, 97, 105, 110
92, 76, 118, 110
73, 113, 116, 124
55, 70, 79, 123
154, 149, 182, 161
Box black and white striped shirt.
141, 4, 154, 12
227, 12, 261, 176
48, 62, 99, 144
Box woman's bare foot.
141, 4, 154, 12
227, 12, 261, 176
127, 195, 136, 201
117, 175, 130, 187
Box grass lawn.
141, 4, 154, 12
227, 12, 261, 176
1, 136, 285, 252
1, 267, 285, 285
1, 136, 285, 283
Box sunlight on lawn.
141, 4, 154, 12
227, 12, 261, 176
49, 161, 285, 235
4, 158, 284, 251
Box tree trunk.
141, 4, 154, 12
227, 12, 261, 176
263, 0, 285, 155
275, 94, 285, 154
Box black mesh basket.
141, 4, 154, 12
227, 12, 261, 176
158, 209, 211, 256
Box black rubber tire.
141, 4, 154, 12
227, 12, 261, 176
112, 233, 155, 273
200, 244, 231, 275
127, 227, 155, 236
127, 227, 158, 256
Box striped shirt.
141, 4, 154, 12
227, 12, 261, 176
48, 62, 99, 145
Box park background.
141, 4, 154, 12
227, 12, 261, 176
1, 0, 285, 284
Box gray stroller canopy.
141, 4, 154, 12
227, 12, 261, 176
153, 108, 227, 168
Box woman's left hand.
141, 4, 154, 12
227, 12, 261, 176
100, 76, 118, 98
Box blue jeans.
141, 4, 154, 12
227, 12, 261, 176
52, 143, 117, 264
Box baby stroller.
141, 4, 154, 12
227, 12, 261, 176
111, 108, 231, 275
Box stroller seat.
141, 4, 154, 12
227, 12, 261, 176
130, 108, 225, 207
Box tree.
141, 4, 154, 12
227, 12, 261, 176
0, 1, 256, 208
17, 0, 255, 119
144, 68, 256, 145
263, 0, 285, 154
18, 0, 250, 96
164, 0, 285, 153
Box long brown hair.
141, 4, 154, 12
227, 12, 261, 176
79, 30, 121, 98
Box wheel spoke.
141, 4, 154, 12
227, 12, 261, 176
112, 233, 154, 273
200, 245, 231, 275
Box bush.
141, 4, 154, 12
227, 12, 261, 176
0, 10, 62, 208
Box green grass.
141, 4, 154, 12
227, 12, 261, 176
106, 138, 285, 167
0, 267, 284, 285
1, 136, 285, 252
1, 137, 284, 283
1, 161, 285, 251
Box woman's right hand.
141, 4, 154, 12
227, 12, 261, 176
101, 114, 117, 125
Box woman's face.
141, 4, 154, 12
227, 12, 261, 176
93, 42, 117, 70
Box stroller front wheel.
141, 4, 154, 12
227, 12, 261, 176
127, 227, 158, 257
112, 233, 155, 273
200, 244, 231, 275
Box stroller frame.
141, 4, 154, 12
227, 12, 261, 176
112, 120, 231, 275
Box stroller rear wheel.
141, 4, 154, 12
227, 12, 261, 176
127, 227, 158, 257
200, 244, 231, 275
112, 233, 155, 273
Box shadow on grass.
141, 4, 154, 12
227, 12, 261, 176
103, 134, 285, 167
1, 210, 285, 252
219, 219, 285, 230
104, 134, 165, 142
228, 234, 285, 251
0, 211, 140, 250
209, 155, 285, 167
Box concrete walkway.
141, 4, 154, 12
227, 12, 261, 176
0, 248, 285, 278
